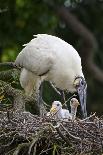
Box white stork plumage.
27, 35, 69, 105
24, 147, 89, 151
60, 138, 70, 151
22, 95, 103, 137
15, 34, 87, 118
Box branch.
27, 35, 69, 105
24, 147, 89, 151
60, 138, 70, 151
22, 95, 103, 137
60, 123, 81, 141
0, 80, 39, 113
55, 125, 71, 146
0, 69, 19, 81
50, 82, 61, 95
80, 113, 96, 122
0, 62, 21, 70
13, 142, 30, 155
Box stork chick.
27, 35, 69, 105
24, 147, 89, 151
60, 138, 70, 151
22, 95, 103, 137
49, 101, 72, 120
70, 98, 80, 120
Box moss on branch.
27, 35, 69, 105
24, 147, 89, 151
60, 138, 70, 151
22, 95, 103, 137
0, 80, 40, 113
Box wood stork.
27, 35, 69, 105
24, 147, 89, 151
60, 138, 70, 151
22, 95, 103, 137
15, 34, 87, 118
49, 101, 72, 120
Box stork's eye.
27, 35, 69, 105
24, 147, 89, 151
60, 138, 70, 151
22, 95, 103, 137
81, 81, 84, 85
57, 103, 60, 106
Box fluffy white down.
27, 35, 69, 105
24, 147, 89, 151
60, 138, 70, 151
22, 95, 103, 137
15, 34, 84, 95
60, 109, 72, 119
48, 101, 72, 120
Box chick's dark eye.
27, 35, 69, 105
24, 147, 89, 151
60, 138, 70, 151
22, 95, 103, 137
57, 104, 60, 106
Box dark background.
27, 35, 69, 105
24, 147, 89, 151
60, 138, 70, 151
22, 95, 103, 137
0, 0, 103, 115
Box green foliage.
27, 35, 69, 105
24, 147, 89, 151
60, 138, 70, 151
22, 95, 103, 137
0, 0, 58, 59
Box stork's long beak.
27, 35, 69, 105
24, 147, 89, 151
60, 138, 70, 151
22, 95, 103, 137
77, 78, 87, 118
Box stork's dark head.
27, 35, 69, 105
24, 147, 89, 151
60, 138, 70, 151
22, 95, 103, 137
74, 76, 87, 118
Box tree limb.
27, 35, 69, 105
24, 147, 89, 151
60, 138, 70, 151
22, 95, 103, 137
0, 80, 39, 113
0, 69, 19, 81
0, 62, 21, 70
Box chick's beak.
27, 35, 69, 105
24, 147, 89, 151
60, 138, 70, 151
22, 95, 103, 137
50, 106, 57, 113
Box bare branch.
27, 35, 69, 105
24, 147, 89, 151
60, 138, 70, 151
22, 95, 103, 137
80, 113, 96, 122
55, 125, 71, 146
0, 62, 21, 70
0, 80, 39, 113
50, 82, 61, 95
0, 69, 19, 81
60, 123, 81, 141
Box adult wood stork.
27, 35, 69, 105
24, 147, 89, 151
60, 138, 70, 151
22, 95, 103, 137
15, 34, 87, 118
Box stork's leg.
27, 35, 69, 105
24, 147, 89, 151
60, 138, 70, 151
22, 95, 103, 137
61, 91, 68, 109
39, 83, 43, 105
61, 91, 66, 103
39, 82, 47, 116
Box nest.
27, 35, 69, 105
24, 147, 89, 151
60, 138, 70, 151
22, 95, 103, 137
0, 111, 103, 155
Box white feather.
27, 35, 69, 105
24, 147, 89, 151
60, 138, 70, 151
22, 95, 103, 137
48, 101, 72, 120
15, 34, 84, 95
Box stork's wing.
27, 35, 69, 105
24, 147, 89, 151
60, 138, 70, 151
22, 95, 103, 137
15, 42, 54, 76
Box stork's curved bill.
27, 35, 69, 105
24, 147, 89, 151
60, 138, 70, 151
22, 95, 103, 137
75, 77, 87, 118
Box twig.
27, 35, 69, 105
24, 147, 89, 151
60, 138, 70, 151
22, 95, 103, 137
33, 143, 37, 155
0, 80, 39, 112
39, 147, 53, 155
0, 62, 21, 70
0, 131, 17, 139
55, 126, 71, 146
28, 136, 39, 155
50, 82, 61, 95
63, 94, 77, 105
13, 142, 30, 155
80, 113, 96, 122
60, 123, 81, 141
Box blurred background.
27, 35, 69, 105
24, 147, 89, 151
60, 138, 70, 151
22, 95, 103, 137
0, 0, 103, 115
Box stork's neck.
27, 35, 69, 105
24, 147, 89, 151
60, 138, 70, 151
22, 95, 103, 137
71, 106, 77, 120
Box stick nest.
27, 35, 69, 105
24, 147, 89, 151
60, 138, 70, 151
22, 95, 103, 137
0, 111, 103, 155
